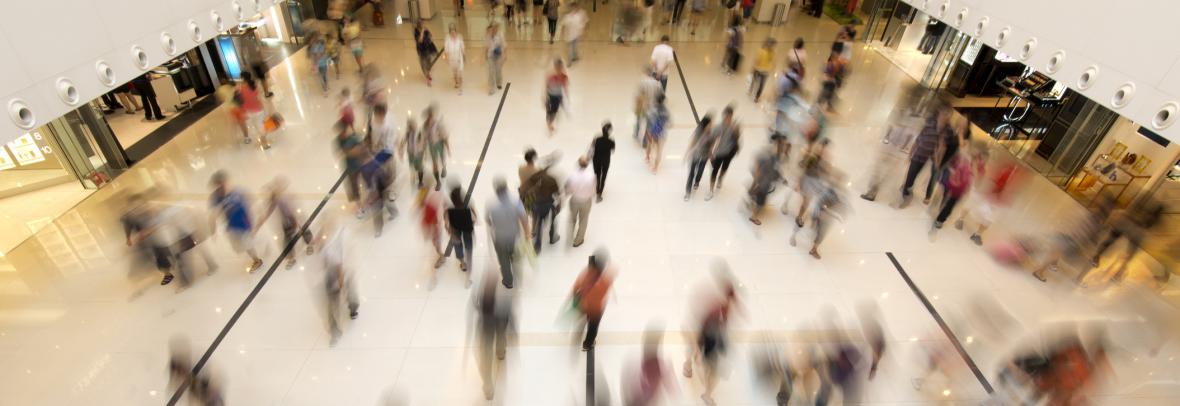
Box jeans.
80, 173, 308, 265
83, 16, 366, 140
569, 39, 580, 62
710, 151, 736, 187
582, 313, 602, 349
318, 67, 329, 91
488, 58, 504, 89
532, 201, 559, 251
751, 70, 768, 99
453, 229, 475, 263
936, 195, 961, 223
901, 156, 932, 198
493, 238, 516, 286
547, 18, 558, 40
687, 157, 708, 194
568, 198, 592, 245
593, 160, 610, 197
657, 74, 668, 91
140, 93, 164, 120
326, 269, 359, 337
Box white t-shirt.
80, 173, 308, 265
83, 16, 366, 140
562, 10, 589, 41
651, 44, 675, 76
564, 167, 597, 202
444, 35, 465, 69
371, 114, 398, 153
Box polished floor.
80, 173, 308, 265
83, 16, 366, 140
1, 3, 1178, 405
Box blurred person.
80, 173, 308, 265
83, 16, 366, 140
521, 156, 562, 251
487, 178, 531, 289
1029, 196, 1111, 282
570, 249, 616, 351
519, 148, 540, 190
208, 171, 264, 272
650, 36, 674, 90
114, 83, 141, 114
343, 18, 365, 72
361, 65, 387, 131
771, 65, 804, 142
543, 59, 570, 135
740, 0, 755, 19
256, 177, 315, 269
486, 23, 507, 95
416, 177, 447, 269
645, 94, 671, 172
443, 24, 466, 94
471, 273, 516, 400
167, 337, 193, 397
687, 0, 706, 34
335, 119, 367, 214
861, 98, 926, 202
857, 302, 887, 380
590, 122, 616, 202
708, 106, 742, 200
670, 0, 687, 24
752, 343, 795, 405
360, 149, 397, 237
638, 0, 655, 38
400, 118, 427, 188
310, 36, 331, 94
927, 114, 970, 202
532, 0, 545, 24
235, 71, 267, 146
815, 48, 847, 112
684, 272, 740, 405
446, 185, 477, 276
227, 94, 251, 144
955, 159, 1023, 245
816, 328, 864, 405
326, 33, 343, 79
623, 327, 678, 405
750, 38, 777, 101
338, 88, 356, 132
562, 2, 589, 64
787, 38, 807, 77
414, 20, 438, 86
504, 0, 519, 26
544, 0, 560, 43
1084, 199, 1166, 283
722, 16, 743, 74
613, 1, 645, 44
565, 156, 596, 247
366, 102, 398, 191
685, 114, 716, 201
423, 105, 451, 189
635, 66, 664, 140
931, 147, 985, 232
131, 73, 166, 121
898, 103, 948, 208
748, 134, 787, 225
790, 147, 848, 259
157, 199, 220, 284
321, 219, 359, 345
123, 192, 177, 285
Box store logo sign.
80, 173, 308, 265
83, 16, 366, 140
0, 132, 53, 171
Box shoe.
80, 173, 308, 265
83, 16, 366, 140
684, 193, 691, 202
954, 219, 965, 230
795, 217, 804, 228
434, 257, 445, 269
933, 221, 943, 229
581, 344, 593, 352
266, 92, 274, 98
550, 235, 560, 245
596, 195, 603, 203
244, 137, 252, 144
306, 245, 315, 255
350, 311, 359, 320
460, 261, 468, 272
705, 191, 714, 201
573, 241, 583, 248
247, 259, 264, 273
970, 234, 982, 246
860, 193, 875, 201
502, 281, 513, 289
922, 198, 931, 205
160, 274, 174, 285
286, 260, 296, 270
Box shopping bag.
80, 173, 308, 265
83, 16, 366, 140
515, 237, 538, 270
263, 113, 284, 133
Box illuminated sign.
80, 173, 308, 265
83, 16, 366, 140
0, 132, 54, 171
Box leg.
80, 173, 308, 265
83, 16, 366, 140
575, 200, 591, 245
582, 313, 602, 349
935, 195, 960, 225
900, 158, 928, 197
531, 202, 551, 251
477, 322, 496, 399
140, 93, 154, 120
495, 240, 515, 287
925, 154, 953, 201
548, 204, 560, 242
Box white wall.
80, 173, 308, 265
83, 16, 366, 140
899, 0, 1180, 144
0, 0, 277, 144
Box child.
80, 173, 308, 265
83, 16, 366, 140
750, 38, 776, 101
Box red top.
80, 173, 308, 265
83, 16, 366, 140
237, 84, 263, 113
572, 270, 613, 317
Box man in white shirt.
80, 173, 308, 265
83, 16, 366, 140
562, 3, 589, 64
650, 35, 675, 90
564, 157, 597, 247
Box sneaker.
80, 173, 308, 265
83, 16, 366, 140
684, 193, 691, 202
970, 234, 982, 246
350, 311, 359, 320
160, 274, 174, 285
550, 235, 560, 245
286, 259, 296, 270
434, 257, 445, 269
596, 195, 603, 203
705, 191, 714, 201
933, 221, 943, 229
247, 259, 264, 273
244, 137, 252, 144
860, 193, 875, 201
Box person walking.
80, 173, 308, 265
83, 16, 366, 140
335, 120, 367, 215
787, 37, 808, 77
486, 23, 507, 95
445, 185, 477, 275
589, 123, 616, 202
321, 220, 359, 346
310, 36, 331, 94
707, 106, 741, 199
472, 275, 515, 400
343, 18, 365, 72
748, 134, 787, 225
543, 59, 570, 135
562, 2, 589, 65
208, 171, 264, 272
635, 66, 664, 140
685, 114, 716, 201
487, 178, 531, 289
444, 24, 466, 94
650, 36, 674, 90
645, 94, 671, 172
122, 193, 177, 286
131, 73, 166, 121
570, 249, 615, 351
544, 0, 560, 44
750, 38, 777, 101
816, 49, 846, 112
416, 177, 447, 269
400, 118, 427, 188
722, 16, 743, 74
256, 177, 315, 269
414, 20, 438, 86
423, 106, 451, 189
684, 279, 739, 406
565, 157, 596, 247
932, 149, 982, 232
521, 159, 562, 252
898, 104, 948, 208
504, 0, 519, 26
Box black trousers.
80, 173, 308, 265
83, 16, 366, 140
593, 160, 610, 197
687, 157, 707, 193
936, 195, 960, 223
101, 92, 122, 110
710, 151, 737, 185
751, 70, 768, 99
582, 313, 602, 348
672, 0, 687, 23
140, 93, 164, 119
901, 156, 932, 198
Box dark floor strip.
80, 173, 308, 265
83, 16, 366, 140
586, 347, 596, 405
672, 51, 701, 124
124, 95, 221, 162
443, 83, 512, 258
167, 172, 349, 406
885, 252, 995, 394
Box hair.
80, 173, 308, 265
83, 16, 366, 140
450, 186, 465, 208
341, 88, 351, 98
524, 148, 538, 164
449, 23, 457, 32
493, 177, 509, 195
698, 114, 713, 129
554, 58, 564, 70
601, 122, 613, 136
578, 156, 589, 168
794, 37, 805, 49
660, 35, 670, 43
374, 102, 388, 116
723, 105, 735, 117
209, 170, 228, 186
241, 71, 257, 90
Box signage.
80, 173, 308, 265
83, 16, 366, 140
0, 132, 54, 171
